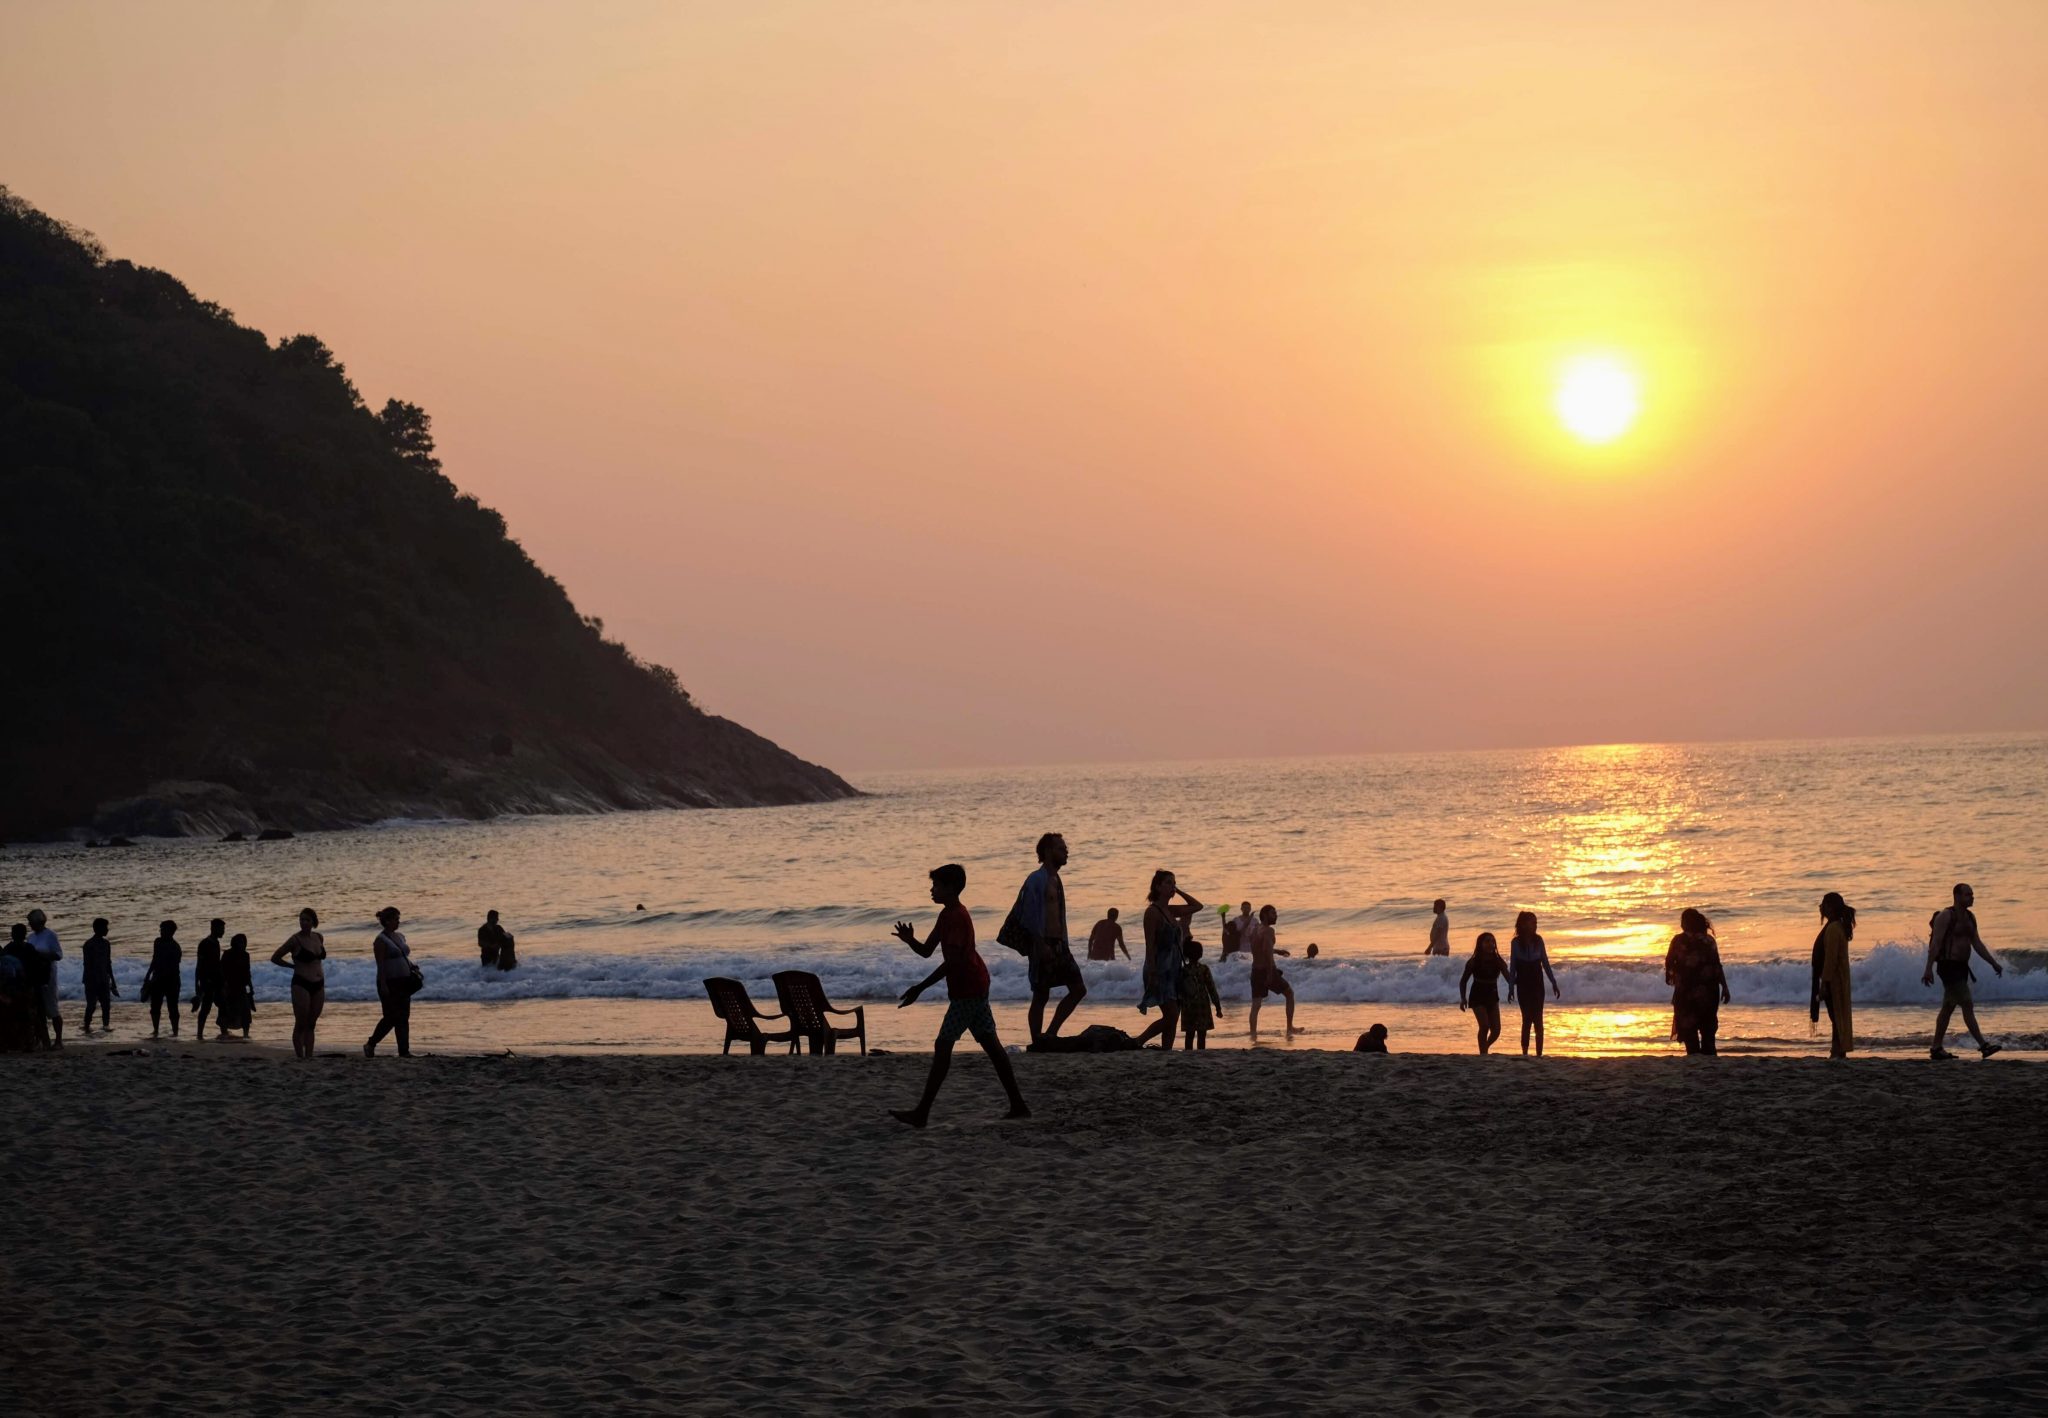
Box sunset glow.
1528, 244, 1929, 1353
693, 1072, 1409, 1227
1554, 355, 1643, 445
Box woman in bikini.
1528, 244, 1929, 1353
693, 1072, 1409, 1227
270, 907, 326, 1059
1458, 932, 1509, 1054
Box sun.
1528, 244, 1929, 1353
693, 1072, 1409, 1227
1553, 354, 1642, 445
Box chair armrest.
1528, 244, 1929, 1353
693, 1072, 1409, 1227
750, 1008, 789, 1023
823, 1004, 864, 1019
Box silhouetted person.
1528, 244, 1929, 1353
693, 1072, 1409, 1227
218, 934, 254, 1038
6, 923, 52, 1049
1925, 883, 2004, 1060
478, 911, 506, 968
1223, 902, 1255, 959
1133, 870, 1203, 1050
1813, 892, 1855, 1058
890, 862, 1028, 1128
1001, 833, 1084, 1044
1505, 911, 1560, 1056
365, 906, 414, 1057
142, 920, 182, 1038
193, 918, 226, 1038
1664, 908, 1729, 1056
1245, 905, 1296, 1040
1354, 1023, 1389, 1053
1459, 933, 1508, 1054
1425, 899, 1450, 956
270, 907, 327, 1059
1179, 937, 1222, 1050
1305, 942, 1320, 960
80, 917, 115, 1034
1086, 907, 1129, 962
26, 909, 63, 1047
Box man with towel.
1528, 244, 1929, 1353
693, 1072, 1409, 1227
1002, 832, 1086, 1044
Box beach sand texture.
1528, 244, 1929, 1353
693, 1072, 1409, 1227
8, 1049, 2044, 1416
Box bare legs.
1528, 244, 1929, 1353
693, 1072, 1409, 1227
1474, 1000, 1502, 1054
290, 982, 323, 1059
1933, 998, 1995, 1056
892, 1034, 1030, 1129
1133, 1001, 1181, 1051
1521, 1010, 1545, 1056
149, 993, 179, 1037
1028, 982, 1086, 1044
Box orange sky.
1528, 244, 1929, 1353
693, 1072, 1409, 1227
7, 2, 2046, 770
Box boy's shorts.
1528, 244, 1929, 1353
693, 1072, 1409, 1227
937, 996, 1001, 1048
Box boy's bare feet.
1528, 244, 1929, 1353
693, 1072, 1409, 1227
890, 1109, 928, 1129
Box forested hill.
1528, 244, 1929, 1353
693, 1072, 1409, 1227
0, 188, 855, 840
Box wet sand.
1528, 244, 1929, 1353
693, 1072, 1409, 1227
8, 1048, 2044, 1415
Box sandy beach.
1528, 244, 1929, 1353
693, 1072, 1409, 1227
7, 1046, 2044, 1416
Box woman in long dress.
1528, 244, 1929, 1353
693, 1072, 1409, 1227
1665, 908, 1730, 1055
216, 933, 255, 1038
1815, 892, 1855, 1058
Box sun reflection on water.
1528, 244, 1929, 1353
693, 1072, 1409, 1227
1519, 743, 1707, 958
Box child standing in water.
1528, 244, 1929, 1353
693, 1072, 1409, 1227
891, 863, 1030, 1128
1178, 937, 1223, 1050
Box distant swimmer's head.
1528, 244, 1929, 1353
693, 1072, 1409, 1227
1514, 911, 1538, 938
1953, 883, 1974, 907
376, 906, 402, 929
299, 907, 319, 930
1148, 870, 1177, 904
1475, 931, 1499, 956
1259, 904, 1278, 925
1680, 907, 1713, 937
1433, 898, 1446, 913
1183, 936, 1202, 962
928, 863, 967, 903
1036, 832, 1068, 869
1305, 942, 1320, 959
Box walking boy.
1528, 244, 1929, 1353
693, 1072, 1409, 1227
891, 863, 1030, 1128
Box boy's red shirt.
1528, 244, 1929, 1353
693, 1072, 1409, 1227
938, 901, 990, 999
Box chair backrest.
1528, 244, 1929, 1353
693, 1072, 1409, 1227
704, 978, 760, 1033
772, 970, 831, 1034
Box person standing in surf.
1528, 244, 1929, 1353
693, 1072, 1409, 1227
891, 862, 1029, 1128
270, 908, 327, 1059
1245, 904, 1297, 1041
1924, 884, 2004, 1060
1425, 899, 1450, 956
1000, 833, 1085, 1045
1504, 911, 1560, 1056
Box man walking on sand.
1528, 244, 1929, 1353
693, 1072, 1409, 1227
1245, 904, 1297, 1041
26, 909, 63, 1047
1001, 833, 1085, 1044
891, 862, 1030, 1128
1925, 883, 2005, 1060
1425, 899, 1450, 956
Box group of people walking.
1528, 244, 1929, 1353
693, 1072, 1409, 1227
0, 906, 520, 1058
1444, 883, 2008, 1061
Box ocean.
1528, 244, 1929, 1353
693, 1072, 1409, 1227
8, 734, 2045, 1055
